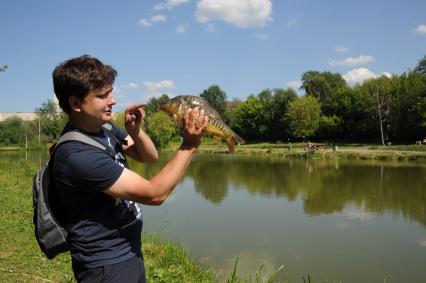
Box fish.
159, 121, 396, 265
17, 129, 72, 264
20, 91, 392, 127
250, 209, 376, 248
158, 95, 245, 153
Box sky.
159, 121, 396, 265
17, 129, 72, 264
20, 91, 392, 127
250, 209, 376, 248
1, 0, 425, 112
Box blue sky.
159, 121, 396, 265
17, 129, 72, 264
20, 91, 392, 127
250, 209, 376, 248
1, 0, 425, 112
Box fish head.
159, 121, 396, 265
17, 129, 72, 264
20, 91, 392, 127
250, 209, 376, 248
158, 96, 184, 117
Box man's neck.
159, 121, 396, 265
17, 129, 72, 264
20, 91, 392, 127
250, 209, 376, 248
68, 115, 104, 133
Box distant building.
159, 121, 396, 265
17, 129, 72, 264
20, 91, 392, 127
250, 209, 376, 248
0, 112, 37, 121
0, 95, 61, 121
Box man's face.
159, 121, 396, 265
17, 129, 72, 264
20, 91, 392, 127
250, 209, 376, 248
80, 85, 115, 122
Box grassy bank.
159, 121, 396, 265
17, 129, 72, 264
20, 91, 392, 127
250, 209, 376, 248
162, 139, 426, 161
0, 157, 218, 282
4, 139, 426, 161
0, 155, 288, 282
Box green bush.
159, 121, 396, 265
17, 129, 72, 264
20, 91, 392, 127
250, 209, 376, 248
145, 112, 177, 149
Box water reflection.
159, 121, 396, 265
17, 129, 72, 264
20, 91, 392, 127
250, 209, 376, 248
201, 249, 278, 282
132, 153, 426, 228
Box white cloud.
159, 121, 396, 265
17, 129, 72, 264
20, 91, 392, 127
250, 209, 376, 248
125, 82, 139, 89
138, 19, 151, 27
343, 68, 393, 85
343, 209, 375, 221
196, 0, 273, 28
286, 80, 302, 89
329, 55, 375, 67
138, 15, 167, 27
176, 24, 189, 33
206, 23, 216, 32
343, 68, 377, 85
151, 15, 167, 23
335, 46, 349, 53
144, 80, 176, 91
287, 18, 298, 29
415, 24, 426, 34
253, 33, 268, 40
154, 0, 190, 11
382, 72, 393, 78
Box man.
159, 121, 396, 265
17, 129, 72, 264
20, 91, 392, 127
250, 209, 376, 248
51, 55, 208, 283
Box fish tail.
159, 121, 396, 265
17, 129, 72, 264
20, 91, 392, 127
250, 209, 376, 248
224, 132, 245, 154
225, 136, 236, 154
232, 132, 245, 145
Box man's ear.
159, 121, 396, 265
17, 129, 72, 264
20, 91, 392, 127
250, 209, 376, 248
69, 96, 82, 112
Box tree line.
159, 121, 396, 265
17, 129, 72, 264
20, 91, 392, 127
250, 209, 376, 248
0, 100, 67, 147
1, 55, 425, 148
144, 55, 426, 146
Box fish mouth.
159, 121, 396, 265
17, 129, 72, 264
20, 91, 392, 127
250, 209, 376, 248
157, 102, 173, 115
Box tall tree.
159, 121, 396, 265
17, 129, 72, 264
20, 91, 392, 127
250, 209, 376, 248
271, 88, 297, 140
301, 71, 347, 116
0, 65, 7, 73
0, 117, 26, 145
223, 97, 241, 128
398, 71, 426, 141
200, 85, 227, 116
359, 76, 394, 144
233, 95, 264, 140
257, 89, 274, 138
414, 55, 426, 76
285, 96, 321, 140
34, 99, 67, 143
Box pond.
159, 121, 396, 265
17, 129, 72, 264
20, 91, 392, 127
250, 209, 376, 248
11, 150, 426, 282
135, 153, 426, 283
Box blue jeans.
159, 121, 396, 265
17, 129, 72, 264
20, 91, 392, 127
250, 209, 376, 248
72, 255, 146, 283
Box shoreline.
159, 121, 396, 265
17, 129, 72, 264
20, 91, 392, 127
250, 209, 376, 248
2, 142, 426, 161
162, 142, 426, 161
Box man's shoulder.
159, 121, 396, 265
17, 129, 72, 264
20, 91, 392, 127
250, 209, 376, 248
53, 140, 104, 166
52, 139, 124, 186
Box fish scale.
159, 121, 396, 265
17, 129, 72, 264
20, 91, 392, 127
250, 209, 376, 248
158, 95, 245, 153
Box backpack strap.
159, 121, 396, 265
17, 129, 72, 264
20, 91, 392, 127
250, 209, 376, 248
52, 130, 117, 160
102, 123, 128, 146
57, 131, 107, 151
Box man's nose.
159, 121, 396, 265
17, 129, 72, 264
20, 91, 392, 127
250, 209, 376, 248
108, 94, 116, 105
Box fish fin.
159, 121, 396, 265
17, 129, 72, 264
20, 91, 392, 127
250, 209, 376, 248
225, 137, 236, 154
231, 131, 245, 145
212, 135, 222, 142
172, 114, 178, 121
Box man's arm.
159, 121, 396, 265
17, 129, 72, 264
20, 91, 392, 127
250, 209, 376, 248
105, 108, 208, 205
122, 104, 158, 162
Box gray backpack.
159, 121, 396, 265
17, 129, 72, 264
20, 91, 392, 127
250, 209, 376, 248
33, 129, 115, 259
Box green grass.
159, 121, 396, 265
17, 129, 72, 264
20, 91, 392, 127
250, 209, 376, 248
172, 140, 426, 161
0, 156, 291, 283
368, 144, 426, 152
143, 233, 216, 283
0, 158, 74, 283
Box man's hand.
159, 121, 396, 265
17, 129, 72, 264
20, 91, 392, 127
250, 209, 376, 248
125, 103, 146, 136
181, 108, 208, 150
